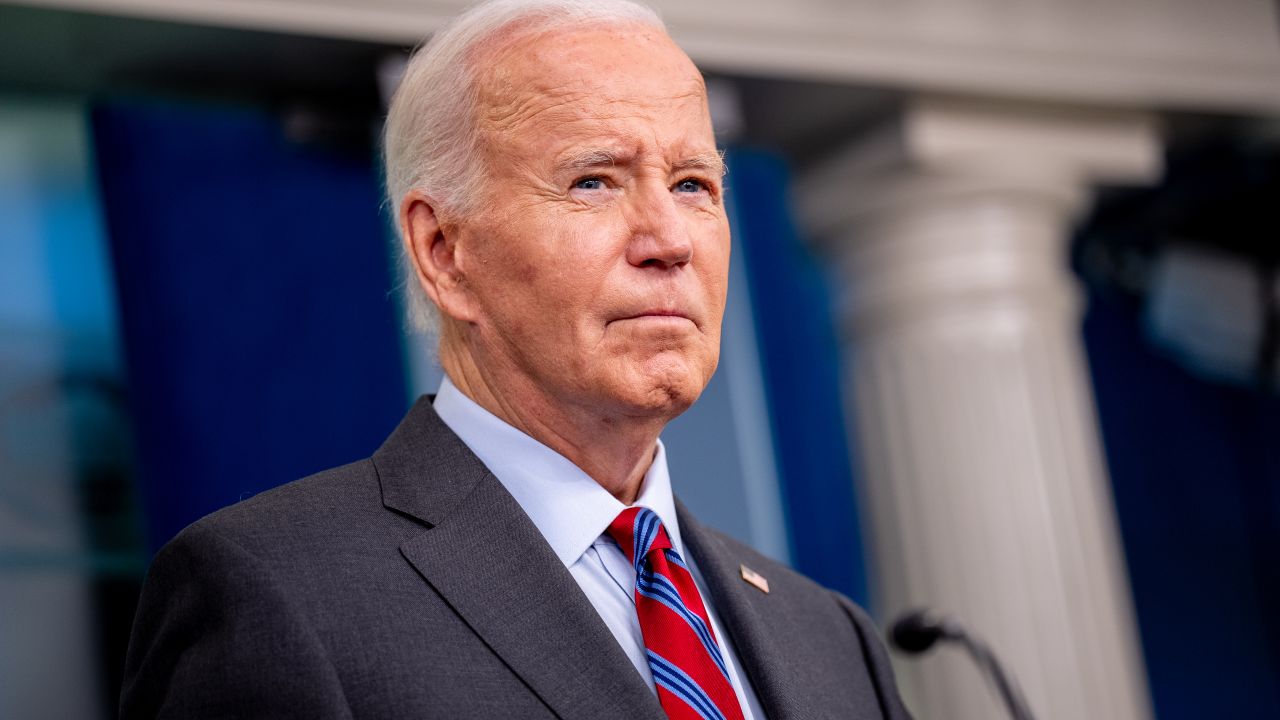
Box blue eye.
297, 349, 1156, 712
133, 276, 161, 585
573, 177, 605, 190
675, 178, 706, 193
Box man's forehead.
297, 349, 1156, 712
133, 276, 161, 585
471, 25, 715, 167
474, 22, 706, 109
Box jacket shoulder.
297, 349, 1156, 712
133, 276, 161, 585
164, 458, 396, 559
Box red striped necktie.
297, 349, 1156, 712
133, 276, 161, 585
607, 507, 746, 720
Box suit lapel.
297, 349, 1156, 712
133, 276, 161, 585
678, 502, 817, 720
373, 398, 663, 720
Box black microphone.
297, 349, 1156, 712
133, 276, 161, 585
888, 608, 1038, 720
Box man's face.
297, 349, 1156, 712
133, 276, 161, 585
449, 24, 730, 421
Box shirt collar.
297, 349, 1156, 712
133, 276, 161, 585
432, 375, 683, 568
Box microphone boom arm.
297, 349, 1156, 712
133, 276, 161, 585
888, 609, 1038, 720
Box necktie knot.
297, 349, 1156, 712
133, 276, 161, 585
606, 506, 673, 569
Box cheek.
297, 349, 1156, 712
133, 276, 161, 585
555, 224, 623, 293
499, 222, 617, 326
700, 225, 732, 297
516, 261, 540, 286
476, 214, 553, 291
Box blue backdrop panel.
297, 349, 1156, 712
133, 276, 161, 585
1084, 291, 1280, 719
727, 149, 869, 605
92, 100, 408, 553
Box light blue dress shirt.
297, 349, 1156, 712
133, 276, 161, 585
433, 376, 764, 720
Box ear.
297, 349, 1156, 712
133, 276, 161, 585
400, 190, 478, 323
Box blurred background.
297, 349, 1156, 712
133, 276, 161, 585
1, 0, 1277, 718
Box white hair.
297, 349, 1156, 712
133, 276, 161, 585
383, 0, 667, 333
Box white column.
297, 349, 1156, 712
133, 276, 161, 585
798, 97, 1160, 720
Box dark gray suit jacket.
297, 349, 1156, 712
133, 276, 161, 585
121, 397, 911, 719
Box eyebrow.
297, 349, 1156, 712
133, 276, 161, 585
673, 151, 728, 178
554, 148, 727, 178
555, 148, 622, 173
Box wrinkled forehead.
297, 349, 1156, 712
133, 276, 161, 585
469, 21, 710, 134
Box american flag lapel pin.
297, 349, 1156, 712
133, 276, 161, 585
739, 564, 770, 594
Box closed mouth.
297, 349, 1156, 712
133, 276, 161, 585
609, 310, 697, 329
615, 310, 690, 320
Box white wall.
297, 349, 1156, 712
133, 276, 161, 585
13, 0, 1280, 113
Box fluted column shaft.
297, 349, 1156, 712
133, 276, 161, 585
800, 98, 1159, 720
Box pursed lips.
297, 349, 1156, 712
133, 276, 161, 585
609, 309, 697, 327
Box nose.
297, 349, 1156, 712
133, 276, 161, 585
624, 182, 693, 269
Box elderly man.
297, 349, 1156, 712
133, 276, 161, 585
120, 1, 910, 718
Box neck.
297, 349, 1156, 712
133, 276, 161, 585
439, 333, 665, 505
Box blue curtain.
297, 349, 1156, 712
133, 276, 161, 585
1084, 290, 1280, 718
92, 100, 408, 553
727, 148, 869, 605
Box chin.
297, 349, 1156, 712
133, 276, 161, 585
614, 357, 713, 419
636, 382, 699, 416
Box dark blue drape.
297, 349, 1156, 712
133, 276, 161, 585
1085, 290, 1280, 719
92, 100, 408, 553
727, 148, 869, 605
